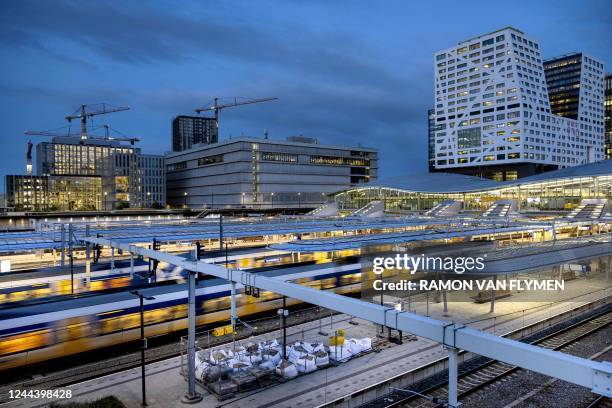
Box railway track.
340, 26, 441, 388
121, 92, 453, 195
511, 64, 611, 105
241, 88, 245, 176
371, 308, 612, 408
0, 305, 345, 404
586, 396, 612, 408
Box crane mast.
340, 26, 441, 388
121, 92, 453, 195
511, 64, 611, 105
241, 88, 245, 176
65, 103, 130, 140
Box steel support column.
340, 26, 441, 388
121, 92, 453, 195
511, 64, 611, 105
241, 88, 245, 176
77, 236, 612, 397
448, 347, 459, 407
230, 281, 237, 330
182, 269, 202, 404
111, 246, 115, 271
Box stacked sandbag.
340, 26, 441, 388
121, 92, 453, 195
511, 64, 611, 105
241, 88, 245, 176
288, 343, 309, 364
294, 354, 317, 373
259, 359, 276, 372
202, 364, 232, 383
195, 350, 210, 381
313, 349, 330, 367
261, 348, 281, 365
276, 359, 298, 379
239, 351, 262, 365
345, 339, 362, 355
226, 359, 252, 374
357, 337, 372, 352
210, 349, 233, 365
259, 339, 281, 351
328, 344, 353, 362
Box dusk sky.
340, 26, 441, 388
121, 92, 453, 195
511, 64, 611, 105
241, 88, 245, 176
1, 0, 610, 190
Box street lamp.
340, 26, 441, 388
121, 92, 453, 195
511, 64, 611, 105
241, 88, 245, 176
183, 191, 188, 208
297, 192, 301, 208
103, 191, 108, 211
271, 192, 275, 209
147, 191, 151, 208
130, 290, 156, 407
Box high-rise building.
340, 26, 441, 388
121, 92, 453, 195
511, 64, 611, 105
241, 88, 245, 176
544, 53, 606, 162
172, 115, 217, 152
165, 136, 377, 209
428, 108, 436, 172
605, 74, 612, 159
431, 27, 605, 180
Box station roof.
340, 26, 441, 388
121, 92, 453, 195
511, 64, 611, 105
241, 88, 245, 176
269, 223, 553, 252
0, 217, 458, 253
342, 160, 612, 194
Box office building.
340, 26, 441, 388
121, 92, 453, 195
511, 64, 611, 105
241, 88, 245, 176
6, 138, 165, 211
544, 52, 606, 162
428, 108, 436, 172
172, 115, 218, 152
606, 74, 612, 159
138, 154, 166, 208
165, 136, 377, 208
431, 27, 605, 180
5, 174, 101, 212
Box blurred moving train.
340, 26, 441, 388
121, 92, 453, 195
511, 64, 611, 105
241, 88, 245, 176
0, 249, 354, 304
0, 257, 364, 371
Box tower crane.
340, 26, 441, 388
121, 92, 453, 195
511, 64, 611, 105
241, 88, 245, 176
24, 125, 140, 145
195, 97, 277, 133
65, 103, 130, 140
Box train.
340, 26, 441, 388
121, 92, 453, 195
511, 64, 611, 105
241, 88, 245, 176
0, 257, 365, 372
0, 248, 352, 304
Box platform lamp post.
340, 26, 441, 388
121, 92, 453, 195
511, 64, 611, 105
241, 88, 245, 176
130, 290, 155, 407
183, 191, 188, 209
297, 192, 301, 208
278, 298, 289, 360
146, 191, 151, 208
271, 192, 275, 209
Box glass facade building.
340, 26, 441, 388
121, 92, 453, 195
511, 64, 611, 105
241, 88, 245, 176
6, 137, 165, 211
5, 175, 102, 211
335, 160, 611, 212
606, 74, 612, 159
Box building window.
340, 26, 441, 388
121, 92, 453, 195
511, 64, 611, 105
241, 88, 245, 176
310, 156, 369, 166
197, 154, 224, 166
167, 161, 187, 171
457, 127, 482, 149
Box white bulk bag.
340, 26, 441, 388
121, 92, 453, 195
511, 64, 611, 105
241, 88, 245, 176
329, 345, 352, 362
295, 354, 317, 373
276, 360, 298, 379
314, 350, 330, 367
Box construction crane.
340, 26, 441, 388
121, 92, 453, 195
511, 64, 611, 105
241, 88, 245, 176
24, 124, 140, 145
195, 97, 277, 133
65, 103, 130, 140
26, 140, 33, 175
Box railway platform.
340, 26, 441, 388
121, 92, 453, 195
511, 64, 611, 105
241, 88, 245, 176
2, 274, 610, 408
